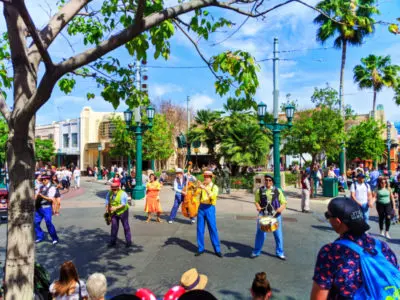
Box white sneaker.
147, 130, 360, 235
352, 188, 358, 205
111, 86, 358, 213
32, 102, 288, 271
191, 219, 196, 224
52, 240, 59, 245
380, 230, 385, 236
168, 220, 173, 224
385, 232, 391, 239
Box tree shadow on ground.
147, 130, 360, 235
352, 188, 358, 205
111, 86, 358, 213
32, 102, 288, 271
133, 214, 193, 225
96, 190, 110, 199
36, 225, 143, 294
161, 237, 214, 254
220, 240, 275, 258
311, 225, 334, 232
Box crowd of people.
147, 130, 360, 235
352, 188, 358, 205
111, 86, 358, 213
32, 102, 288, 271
35, 259, 272, 300
28, 162, 400, 299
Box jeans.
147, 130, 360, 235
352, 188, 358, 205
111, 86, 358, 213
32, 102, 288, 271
197, 204, 221, 253
376, 202, 392, 231
110, 209, 132, 244
34, 206, 59, 241
361, 203, 370, 224
253, 214, 284, 257
169, 193, 183, 221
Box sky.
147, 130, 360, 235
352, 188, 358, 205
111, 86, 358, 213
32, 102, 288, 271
1, 0, 399, 125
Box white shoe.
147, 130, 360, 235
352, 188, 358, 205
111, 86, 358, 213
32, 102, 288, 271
52, 240, 59, 245
380, 230, 385, 236
168, 220, 173, 224
385, 232, 391, 239
191, 219, 196, 224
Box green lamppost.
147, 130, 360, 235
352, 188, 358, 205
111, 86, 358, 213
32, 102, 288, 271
124, 105, 155, 200
57, 148, 61, 168
257, 102, 295, 189
97, 144, 103, 180
387, 121, 392, 174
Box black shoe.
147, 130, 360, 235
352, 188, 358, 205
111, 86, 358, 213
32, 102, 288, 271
304, 210, 311, 213
125, 242, 132, 248
195, 251, 204, 257
107, 242, 116, 248
216, 252, 223, 258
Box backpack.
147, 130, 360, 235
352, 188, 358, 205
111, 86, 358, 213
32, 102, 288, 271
335, 239, 400, 299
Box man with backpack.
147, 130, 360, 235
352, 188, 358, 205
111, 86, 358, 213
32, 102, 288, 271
350, 173, 373, 224
250, 174, 287, 260
311, 196, 400, 299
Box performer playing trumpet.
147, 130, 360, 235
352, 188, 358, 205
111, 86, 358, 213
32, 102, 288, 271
195, 170, 222, 258
105, 183, 132, 248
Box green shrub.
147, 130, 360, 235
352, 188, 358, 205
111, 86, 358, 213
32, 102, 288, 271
285, 171, 298, 186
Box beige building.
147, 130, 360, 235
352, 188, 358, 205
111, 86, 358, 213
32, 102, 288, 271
35, 122, 60, 150
79, 106, 124, 170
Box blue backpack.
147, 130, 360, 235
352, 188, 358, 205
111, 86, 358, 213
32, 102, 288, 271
335, 239, 400, 299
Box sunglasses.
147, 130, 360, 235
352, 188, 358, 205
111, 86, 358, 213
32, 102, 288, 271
325, 211, 338, 219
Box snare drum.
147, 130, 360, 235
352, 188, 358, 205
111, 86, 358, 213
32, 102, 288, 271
259, 216, 279, 232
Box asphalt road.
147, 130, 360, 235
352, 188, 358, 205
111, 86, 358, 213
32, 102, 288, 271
2, 178, 400, 299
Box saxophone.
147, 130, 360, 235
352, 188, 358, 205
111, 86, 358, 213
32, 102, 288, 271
104, 203, 113, 225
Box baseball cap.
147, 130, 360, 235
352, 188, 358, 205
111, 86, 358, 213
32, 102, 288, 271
264, 174, 274, 183
356, 173, 365, 178
111, 183, 120, 189
326, 197, 370, 235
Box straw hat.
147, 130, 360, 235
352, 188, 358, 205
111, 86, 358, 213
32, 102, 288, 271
203, 170, 214, 177
180, 268, 208, 290
175, 168, 183, 173
147, 169, 154, 176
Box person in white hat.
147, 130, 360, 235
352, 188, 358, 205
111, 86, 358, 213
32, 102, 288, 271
168, 168, 196, 224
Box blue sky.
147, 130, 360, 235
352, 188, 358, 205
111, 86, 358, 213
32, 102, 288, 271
1, 0, 400, 125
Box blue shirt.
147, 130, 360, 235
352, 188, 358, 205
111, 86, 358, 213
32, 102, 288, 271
369, 170, 380, 187
105, 191, 128, 206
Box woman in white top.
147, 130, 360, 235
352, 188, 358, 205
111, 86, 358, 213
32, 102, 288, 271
73, 167, 81, 189
49, 261, 88, 300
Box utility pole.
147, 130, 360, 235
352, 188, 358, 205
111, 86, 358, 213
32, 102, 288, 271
273, 38, 279, 122
338, 68, 346, 178
186, 96, 191, 167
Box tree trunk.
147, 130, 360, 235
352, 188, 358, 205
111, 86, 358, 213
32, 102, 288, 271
372, 89, 377, 118
5, 116, 36, 299
339, 40, 347, 116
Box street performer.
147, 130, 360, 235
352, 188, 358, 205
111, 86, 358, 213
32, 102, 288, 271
195, 170, 223, 258
105, 182, 132, 248
34, 174, 59, 244
251, 174, 287, 260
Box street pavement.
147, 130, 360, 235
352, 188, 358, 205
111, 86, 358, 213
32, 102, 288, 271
2, 178, 400, 299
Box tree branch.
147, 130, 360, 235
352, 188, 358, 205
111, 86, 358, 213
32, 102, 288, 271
173, 19, 219, 80
56, 0, 218, 74
0, 94, 10, 121
13, 0, 53, 70
38, 0, 90, 49
134, 0, 146, 26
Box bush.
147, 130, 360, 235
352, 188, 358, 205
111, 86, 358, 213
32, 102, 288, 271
285, 171, 298, 186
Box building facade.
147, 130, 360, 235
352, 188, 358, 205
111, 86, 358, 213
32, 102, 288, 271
35, 122, 60, 150
58, 119, 80, 168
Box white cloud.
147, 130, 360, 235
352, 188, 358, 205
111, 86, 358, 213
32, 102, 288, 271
281, 72, 295, 79
190, 94, 215, 110
151, 83, 183, 97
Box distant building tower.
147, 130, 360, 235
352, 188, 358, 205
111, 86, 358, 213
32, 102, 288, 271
377, 104, 384, 111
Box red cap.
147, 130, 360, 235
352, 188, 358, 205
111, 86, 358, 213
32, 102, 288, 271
135, 288, 157, 300
111, 182, 120, 189
164, 286, 186, 300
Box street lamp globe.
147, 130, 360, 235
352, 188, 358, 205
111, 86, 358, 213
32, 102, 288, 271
146, 105, 155, 122
387, 121, 392, 130
124, 108, 133, 125
285, 104, 295, 122
257, 102, 267, 119
98, 144, 102, 151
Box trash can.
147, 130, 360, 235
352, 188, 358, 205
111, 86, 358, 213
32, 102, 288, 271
323, 177, 339, 197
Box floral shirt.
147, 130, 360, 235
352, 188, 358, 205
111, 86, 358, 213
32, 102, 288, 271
313, 233, 398, 299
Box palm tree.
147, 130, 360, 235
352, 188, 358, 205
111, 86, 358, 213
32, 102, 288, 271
353, 55, 400, 116
314, 0, 378, 112
188, 109, 222, 159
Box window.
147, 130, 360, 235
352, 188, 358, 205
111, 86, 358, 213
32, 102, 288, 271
48, 134, 53, 140
63, 134, 69, 148
71, 133, 78, 148
100, 122, 116, 138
